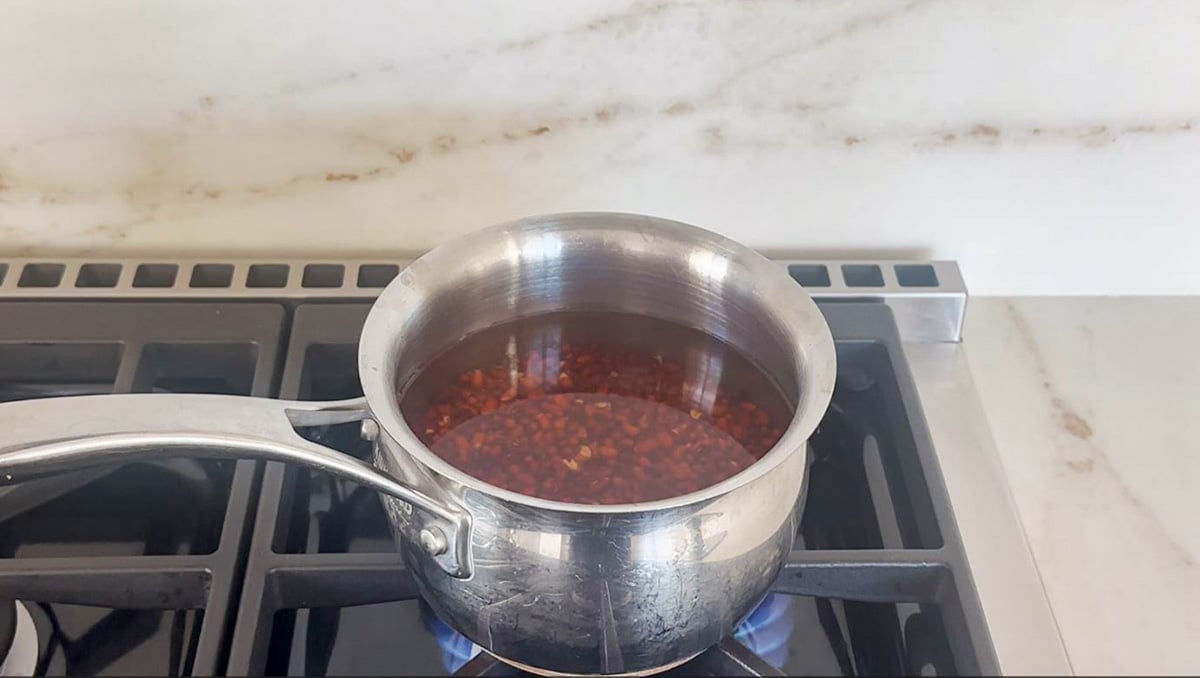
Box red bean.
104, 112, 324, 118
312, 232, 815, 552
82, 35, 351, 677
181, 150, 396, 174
413, 339, 787, 504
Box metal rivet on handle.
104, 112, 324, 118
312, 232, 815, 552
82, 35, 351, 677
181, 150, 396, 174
360, 419, 380, 441
419, 527, 448, 556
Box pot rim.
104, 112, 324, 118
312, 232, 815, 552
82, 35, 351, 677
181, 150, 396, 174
358, 211, 836, 514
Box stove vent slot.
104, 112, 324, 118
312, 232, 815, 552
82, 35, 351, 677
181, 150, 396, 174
301, 264, 344, 288
841, 264, 885, 287
133, 264, 179, 288
17, 262, 66, 287
356, 264, 399, 288
190, 263, 235, 288
788, 264, 831, 288
76, 263, 122, 288
247, 264, 290, 288
895, 264, 939, 287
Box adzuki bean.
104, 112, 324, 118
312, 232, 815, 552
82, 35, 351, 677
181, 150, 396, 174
403, 312, 791, 505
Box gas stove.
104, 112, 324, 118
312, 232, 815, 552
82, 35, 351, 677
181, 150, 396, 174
0, 257, 1070, 676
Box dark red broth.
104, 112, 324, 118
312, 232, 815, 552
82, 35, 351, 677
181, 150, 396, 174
399, 312, 793, 505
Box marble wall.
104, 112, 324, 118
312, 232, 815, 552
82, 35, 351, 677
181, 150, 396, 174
2, 1, 1198, 293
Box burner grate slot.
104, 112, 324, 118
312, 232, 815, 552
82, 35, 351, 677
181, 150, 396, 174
0, 343, 122, 403
132, 342, 259, 395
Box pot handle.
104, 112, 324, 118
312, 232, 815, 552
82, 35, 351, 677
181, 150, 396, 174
0, 393, 473, 578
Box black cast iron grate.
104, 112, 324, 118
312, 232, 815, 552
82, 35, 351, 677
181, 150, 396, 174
223, 302, 997, 677
0, 302, 286, 675
0, 291, 997, 675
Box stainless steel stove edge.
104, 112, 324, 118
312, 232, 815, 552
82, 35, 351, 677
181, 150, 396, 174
903, 341, 1072, 675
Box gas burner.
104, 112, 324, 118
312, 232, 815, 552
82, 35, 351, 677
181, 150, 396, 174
424, 595, 795, 675
421, 603, 481, 673
733, 595, 794, 670
0, 601, 38, 677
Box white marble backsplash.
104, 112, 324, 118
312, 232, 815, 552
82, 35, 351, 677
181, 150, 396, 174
2, 0, 1199, 293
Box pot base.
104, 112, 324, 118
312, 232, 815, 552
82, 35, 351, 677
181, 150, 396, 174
489, 650, 701, 677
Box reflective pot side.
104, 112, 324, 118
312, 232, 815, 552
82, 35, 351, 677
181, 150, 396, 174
376, 432, 809, 676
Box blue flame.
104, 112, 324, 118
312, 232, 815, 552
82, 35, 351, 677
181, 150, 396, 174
425, 610, 481, 672
425, 595, 794, 673
733, 594, 795, 669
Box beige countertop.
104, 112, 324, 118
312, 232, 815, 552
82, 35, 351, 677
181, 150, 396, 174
965, 297, 1200, 674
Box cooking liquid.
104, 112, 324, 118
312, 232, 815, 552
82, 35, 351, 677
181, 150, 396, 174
399, 312, 794, 504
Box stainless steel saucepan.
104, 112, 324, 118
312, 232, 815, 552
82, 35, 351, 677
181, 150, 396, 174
0, 212, 835, 676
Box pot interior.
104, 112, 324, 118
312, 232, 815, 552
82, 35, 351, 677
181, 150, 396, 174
397, 309, 795, 505
360, 212, 836, 509
391, 221, 803, 405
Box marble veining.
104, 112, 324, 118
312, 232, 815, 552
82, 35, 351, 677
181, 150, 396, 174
966, 297, 1200, 674
1, 0, 1199, 292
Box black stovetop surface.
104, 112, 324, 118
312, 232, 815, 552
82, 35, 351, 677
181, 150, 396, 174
0, 294, 996, 676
